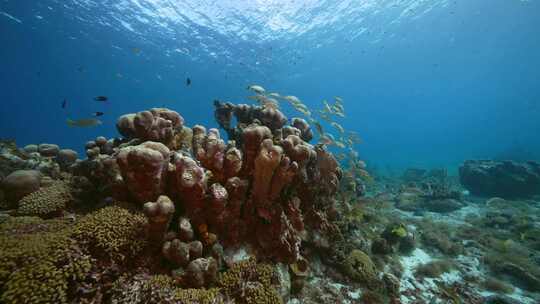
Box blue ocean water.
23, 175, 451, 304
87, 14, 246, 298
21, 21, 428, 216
1, 0, 539, 172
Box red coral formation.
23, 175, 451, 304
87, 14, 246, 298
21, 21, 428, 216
76, 100, 344, 265
117, 141, 170, 204
172, 153, 207, 218
144, 195, 175, 242
117, 108, 184, 146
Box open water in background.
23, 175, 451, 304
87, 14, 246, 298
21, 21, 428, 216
1, 0, 539, 173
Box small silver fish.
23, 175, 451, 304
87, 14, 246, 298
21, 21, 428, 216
335, 140, 346, 148
67, 118, 102, 127
318, 111, 332, 123
348, 132, 362, 144
334, 111, 345, 118
322, 100, 333, 113
331, 122, 345, 134
335, 153, 346, 161
247, 85, 266, 94
284, 95, 301, 104
313, 121, 324, 135
319, 135, 333, 145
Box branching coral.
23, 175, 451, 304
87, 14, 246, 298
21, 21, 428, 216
72, 206, 147, 261
217, 259, 282, 304
0, 217, 92, 304
174, 287, 222, 304
17, 180, 72, 217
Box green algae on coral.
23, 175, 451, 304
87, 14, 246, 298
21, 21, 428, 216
343, 249, 378, 285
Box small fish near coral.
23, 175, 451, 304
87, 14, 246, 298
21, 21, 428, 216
66, 118, 102, 127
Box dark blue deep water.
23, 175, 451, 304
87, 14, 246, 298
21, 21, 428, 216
1, 0, 539, 172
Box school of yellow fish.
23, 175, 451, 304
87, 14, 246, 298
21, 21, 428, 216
247, 84, 369, 182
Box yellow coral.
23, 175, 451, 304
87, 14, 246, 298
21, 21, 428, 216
0, 217, 92, 304
217, 259, 282, 304
174, 288, 222, 304
344, 249, 378, 287
72, 206, 147, 261
391, 225, 408, 238
17, 181, 72, 217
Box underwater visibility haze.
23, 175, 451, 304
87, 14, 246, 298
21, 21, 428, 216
1, 0, 540, 303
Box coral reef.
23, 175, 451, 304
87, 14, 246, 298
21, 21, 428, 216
459, 159, 540, 198
0, 217, 92, 304
72, 98, 342, 266
5, 90, 539, 304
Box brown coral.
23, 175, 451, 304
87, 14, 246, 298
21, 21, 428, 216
117, 141, 170, 204
252, 139, 283, 209
143, 195, 175, 242
116, 108, 184, 145
291, 118, 313, 142
173, 153, 208, 216
241, 124, 272, 176
1, 169, 41, 205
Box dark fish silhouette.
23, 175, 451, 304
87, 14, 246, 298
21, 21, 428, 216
61, 99, 67, 109
94, 96, 108, 102
93, 112, 104, 117
186, 77, 191, 86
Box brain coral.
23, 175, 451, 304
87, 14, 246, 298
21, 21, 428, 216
344, 249, 379, 288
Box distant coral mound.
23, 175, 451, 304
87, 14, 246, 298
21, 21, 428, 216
459, 160, 540, 199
